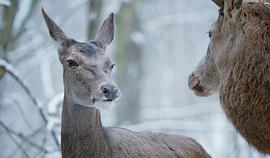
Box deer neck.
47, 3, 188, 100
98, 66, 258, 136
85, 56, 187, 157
61, 95, 110, 157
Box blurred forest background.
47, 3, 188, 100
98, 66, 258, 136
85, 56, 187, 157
0, 0, 268, 158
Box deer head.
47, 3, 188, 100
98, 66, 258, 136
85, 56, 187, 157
188, 0, 244, 96
42, 8, 120, 108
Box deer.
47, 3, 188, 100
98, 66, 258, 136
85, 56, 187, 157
188, 0, 270, 154
41, 8, 211, 158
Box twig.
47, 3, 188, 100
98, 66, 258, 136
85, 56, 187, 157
0, 59, 40, 112
10, 0, 39, 45
50, 129, 60, 147
0, 120, 31, 158
0, 120, 49, 152
0, 59, 60, 148
1, 59, 48, 122
33, 136, 47, 158
8, 95, 34, 131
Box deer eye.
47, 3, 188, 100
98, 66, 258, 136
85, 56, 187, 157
208, 31, 213, 38
110, 64, 115, 70
66, 59, 78, 68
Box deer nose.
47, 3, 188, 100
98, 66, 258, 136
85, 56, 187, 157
102, 85, 120, 101
188, 73, 201, 90
188, 73, 205, 94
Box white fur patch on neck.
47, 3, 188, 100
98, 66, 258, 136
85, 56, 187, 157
70, 95, 115, 110
93, 101, 115, 111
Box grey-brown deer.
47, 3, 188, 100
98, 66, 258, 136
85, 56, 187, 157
41, 8, 211, 158
188, 0, 270, 154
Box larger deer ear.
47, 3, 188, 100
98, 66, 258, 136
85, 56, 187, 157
212, 0, 224, 8
41, 8, 68, 44
95, 13, 114, 47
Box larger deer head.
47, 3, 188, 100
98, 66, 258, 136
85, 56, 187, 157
188, 0, 244, 96
42, 8, 120, 108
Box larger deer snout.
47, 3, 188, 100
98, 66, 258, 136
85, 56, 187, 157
101, 84, 120, 101
188, 73, 201, 91
188, 73, 208, 97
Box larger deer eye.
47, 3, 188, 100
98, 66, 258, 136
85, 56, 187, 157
208, 31, 213, 38
67, 59, 78, 68
110, 64, 115, 70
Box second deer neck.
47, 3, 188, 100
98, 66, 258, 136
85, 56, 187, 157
61, 95, 110, 157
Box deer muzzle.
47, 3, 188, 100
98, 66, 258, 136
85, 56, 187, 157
188, 73, 210, 97
101, 84, 120, 101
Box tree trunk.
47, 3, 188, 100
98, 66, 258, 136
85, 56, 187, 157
87, 0, 103, 40
115, 1, 143, 125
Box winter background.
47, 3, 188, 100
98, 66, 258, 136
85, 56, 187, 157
0, 0, 267, 158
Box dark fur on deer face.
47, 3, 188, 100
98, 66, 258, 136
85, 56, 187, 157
189, 0, 270, 154
42, 9, 120, 108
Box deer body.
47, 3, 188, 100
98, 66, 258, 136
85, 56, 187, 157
189, 0, 270, 154
62, 96, 209, 158
41, 8, 211, 158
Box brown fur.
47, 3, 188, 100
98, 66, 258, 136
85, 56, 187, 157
189, 1, 270, 154
221, 3, 270, 153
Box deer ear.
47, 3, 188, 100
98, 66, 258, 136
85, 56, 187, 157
41, 8, 68, 44
212, 0, 224, 8
95, 13, 114, 47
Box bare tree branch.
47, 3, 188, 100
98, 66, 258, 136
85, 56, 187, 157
0, 59, 39, 109
0, 120, 31, 158
11, 0, 39, 44
0, 59, 60, 149
0, 120, 52, 154
50, 129, 60, 148
7, 95, 34, 131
